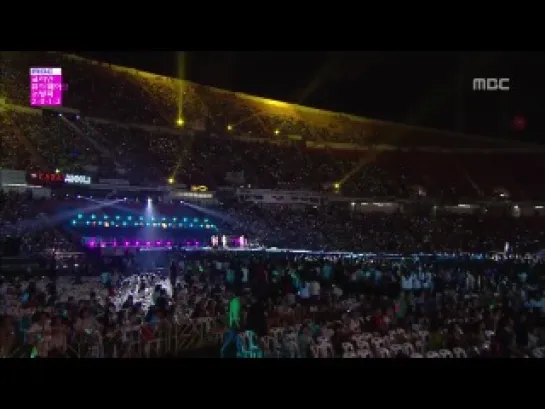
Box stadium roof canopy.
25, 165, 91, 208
1, 51, 538, 150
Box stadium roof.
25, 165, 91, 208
2, 51, 540, 149
68, 51, 544, 147
60, 52, 536, 150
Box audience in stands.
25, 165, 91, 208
0, 52, 544, 358
2, 51, 545, 201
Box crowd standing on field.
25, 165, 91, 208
1, 247, 545, 358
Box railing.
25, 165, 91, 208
1, 317, 227, 358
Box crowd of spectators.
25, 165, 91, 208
1, 51, 544, 358
1, 249, 544, 358
7, 111, 100, 174
2, 51, 545, 201
0, 192, 77, 256
4, 109, 545, 201
238, 253, 545, 359
0, 113, 35, 170
226, 204, 545, 254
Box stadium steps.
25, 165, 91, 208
452, 156, 484, 197
61, 116, 121, 169
120, 71, 173, 126
60, 116, 107, 158
7, 113, 49, 169
55, 224, 98, 262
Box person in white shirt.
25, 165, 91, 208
299, 282, 310, 300
332, 285, 343, 299
414, 272, 424, 291
401, 273, 413, 291
466, 272, 476, 292
422, 271, 432, 289
309, 280, 321, 305
241, 266, 249, 284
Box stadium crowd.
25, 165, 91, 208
3, 51, 545, 201
0, 51, 544, 358
227, 204, 545, 254
1, 247, 544, 358
0, 191, 76, 256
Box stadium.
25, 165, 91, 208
0, 51, 544, 359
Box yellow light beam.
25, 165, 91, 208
338, 150, 378, 186
176, 51, 186, 122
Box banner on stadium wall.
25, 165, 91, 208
0, 169, 27, 186
83, 165, 99, 173
99, 178, 130, 186
64, 174, 92, 185
190, 185, 208, 192
28, 171, 92, 186
190, 119, 206, 132
225, 171, 244, 185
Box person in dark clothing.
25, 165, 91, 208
122, 295, 134, 310
220, 329, 238, 358
47, 256, 57, 282
496, 317, 514, 357
246, 299, 267, 337
156, 289, 168, 312
514, 314, 529, 350
169, 260, 178, 298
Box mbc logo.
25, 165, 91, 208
472, 78, 510, 91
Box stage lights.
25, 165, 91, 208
71, 214, 216, 230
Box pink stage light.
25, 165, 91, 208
124, 241, 129, 246
166, 241, 172, 246
135, 241, 140, 246
146, 241, 151, 246
89, 241, 96, 247
156, 241, 161, 246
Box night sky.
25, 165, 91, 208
72, 51, 545, 145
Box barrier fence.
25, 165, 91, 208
1, 317, 227, 358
